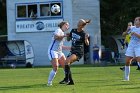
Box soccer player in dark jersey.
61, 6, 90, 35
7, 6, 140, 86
59, 19, 91, 85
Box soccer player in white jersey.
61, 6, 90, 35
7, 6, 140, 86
47, 21, 70, 86
123, 17, 140, 81
120, 22, 140, 71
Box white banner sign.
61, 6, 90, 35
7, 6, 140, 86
16, 19, 63, 32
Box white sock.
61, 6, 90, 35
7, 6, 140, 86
124, 66, 130, 81
48, 69, 57, 84
137, 62, 140, 67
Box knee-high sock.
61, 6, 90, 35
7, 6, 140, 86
65, 65, 73, 81
124, 66, 130, 80
69, 70, 73, 81
48, 69, 56, 84
137, 62, 140, 67
64, 65, 70, 81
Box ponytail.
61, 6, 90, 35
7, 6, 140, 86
85, 19, 91, 24
78, 19, 91, 26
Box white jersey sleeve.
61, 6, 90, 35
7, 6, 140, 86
54, 28, 64, 37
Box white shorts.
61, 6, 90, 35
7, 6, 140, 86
48, 50, 65, 60
125, 45, 140, 57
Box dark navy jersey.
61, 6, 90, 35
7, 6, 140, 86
69, 29, 86, 52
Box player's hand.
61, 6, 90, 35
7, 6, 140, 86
131, 32, 136, 36
65, 33, 70, 37
122, 32, 127, 37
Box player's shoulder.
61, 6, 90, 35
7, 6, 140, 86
54, 28, 63, 33
56, 28, 62, 32
81, 30, 86, 35
129, 26, 135, 32
130, 26, 136, 29
71, 28, 77, 32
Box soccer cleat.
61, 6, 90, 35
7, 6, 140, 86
120, 67, 125, 71
136, 67, 140, 70
59, 79, 69, 84
123, 77, 129, 81
67, 80, 74, 85
122, 79, 129, 81
47, 83, 52, 86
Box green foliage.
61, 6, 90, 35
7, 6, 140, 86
0, 0, 7, 35
0, 66, 140, 93
101, 0, 140, 36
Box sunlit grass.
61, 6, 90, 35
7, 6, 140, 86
0, 65, 140, 93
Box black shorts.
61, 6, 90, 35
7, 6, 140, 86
67, 49, 83, 61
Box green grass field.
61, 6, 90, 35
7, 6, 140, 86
0, 65, 140, 93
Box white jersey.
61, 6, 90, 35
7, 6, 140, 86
125, 26, 140, 57
48, 28, 65, 52
129, 26, 140, 46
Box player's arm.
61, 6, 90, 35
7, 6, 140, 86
54, 34, 66, 40
66, 32, 72, 41
85, 33, 89, 46
122, 32, 127, 37
131, 32, 140, 38
62, 45, 71, 50
122, 25, 132, 37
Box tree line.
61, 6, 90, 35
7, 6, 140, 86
100, 0, 140, 47
0, 0, 6, 35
